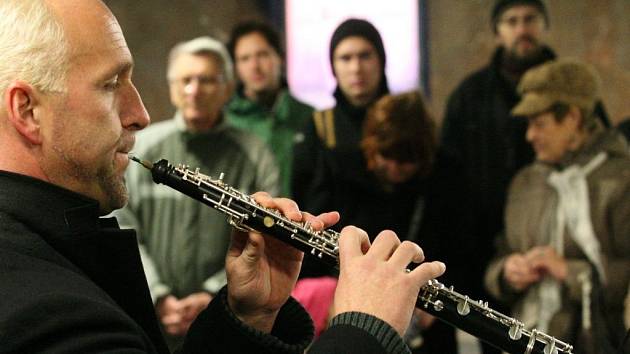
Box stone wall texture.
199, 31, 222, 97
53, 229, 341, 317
108, 0, 630, 127
428, 0, 630, 127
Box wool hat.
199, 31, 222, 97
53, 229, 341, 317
329, 18, 386, 76
491, 0, 548, 33
512, 59, 601, 117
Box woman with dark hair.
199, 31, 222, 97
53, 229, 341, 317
361, 91, 457, 354
362, 91, 436, 186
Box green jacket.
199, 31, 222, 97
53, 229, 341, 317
226, 88, 313, 196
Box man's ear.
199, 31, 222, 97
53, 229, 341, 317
4, 81, 43, 145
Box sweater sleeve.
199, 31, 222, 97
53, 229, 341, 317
309, 312, 411, 354
179, 286, 314, 354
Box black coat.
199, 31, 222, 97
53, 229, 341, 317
0, 171, 406, 354
440, 48, 547, 297
0, 171, 168, 353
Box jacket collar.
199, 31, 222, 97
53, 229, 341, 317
552, 127, 629, 170
174, 110, 230, 135
228, 86, 292, 122
0, 171, 169, 353
489, 45, 556, 73
0, 171, 108, 241
332, 83, 388, 124
489, 46, 556, 91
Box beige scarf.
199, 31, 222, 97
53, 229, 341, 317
520, 152, 607, 333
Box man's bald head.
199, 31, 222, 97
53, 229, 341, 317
0, 0, 69, 97
0, 0, 149, 213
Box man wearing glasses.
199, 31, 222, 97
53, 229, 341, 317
114, 36, 279, 350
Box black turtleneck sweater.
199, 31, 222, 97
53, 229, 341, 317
0, 171, 413, 354
0, 171, 316, 354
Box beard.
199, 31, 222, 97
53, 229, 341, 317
44, 95, 132, 214
505, 36, 546, 69
53, 143, 129, 214
92, 163, 128, 213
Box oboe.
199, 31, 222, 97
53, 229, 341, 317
130, 157, 573, 354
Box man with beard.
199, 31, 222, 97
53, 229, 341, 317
439, 1, 608, 353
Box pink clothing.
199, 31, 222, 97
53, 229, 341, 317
291, 277, 338, 338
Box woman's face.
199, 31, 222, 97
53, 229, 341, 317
525, 110, 582, 164
372, 153, 419, 184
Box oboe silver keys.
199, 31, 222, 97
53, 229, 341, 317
433, 300, 444, 311
149, 159, 575, 354
508, 321, 523, 340
457, 295, 471, 315
544, 338, 557, 354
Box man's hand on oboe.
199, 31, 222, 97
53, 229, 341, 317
225, 192, 339, 333
333, 227, 446, 336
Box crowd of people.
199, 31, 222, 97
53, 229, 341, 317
0, 0, 629, 353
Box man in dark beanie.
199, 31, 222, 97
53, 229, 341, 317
439, 2, 610, 353
327, 18, 390, 102
293, 18, 392, 237
292, 18, 457, 354
491, 0, 548, 33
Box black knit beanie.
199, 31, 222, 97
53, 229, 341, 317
329, 18, 386, 77
491, 0, 549, 33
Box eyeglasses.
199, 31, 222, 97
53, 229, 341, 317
499, 14, 544, 29
169, 75, 223, 90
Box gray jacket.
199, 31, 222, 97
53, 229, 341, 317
115, 113, 279, 301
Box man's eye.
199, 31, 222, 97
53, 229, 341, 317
359, 52, 373, 60
104, 77, 121, 90
338, 55, 351, 62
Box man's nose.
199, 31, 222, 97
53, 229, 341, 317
122, 83, 150, 131
184, 80, 201, 96
525, 125, 535, 142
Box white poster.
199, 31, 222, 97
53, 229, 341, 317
286, 0, 421, 109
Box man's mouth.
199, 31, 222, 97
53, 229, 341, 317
516, 37, 537, 48
117, 136, 135, 154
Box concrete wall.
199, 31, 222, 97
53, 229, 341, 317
105, 0, 264, 122
108, 0, 630, 127
428, 0, 630, 127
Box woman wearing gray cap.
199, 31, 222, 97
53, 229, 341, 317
484, 59, 630, 352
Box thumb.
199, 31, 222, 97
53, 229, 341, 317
241, 232, 265, 264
